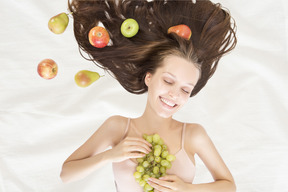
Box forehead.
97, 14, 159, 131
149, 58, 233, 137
158, 55, 200, 83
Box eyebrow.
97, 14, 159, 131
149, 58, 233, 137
163, 72, 195, 87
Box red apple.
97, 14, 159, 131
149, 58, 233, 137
88, 26, 110, 48
37, 59, 58, 80
167, 24, 192, 40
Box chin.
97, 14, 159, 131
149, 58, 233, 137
157, 112, 173, 119
156, 107, 179, 119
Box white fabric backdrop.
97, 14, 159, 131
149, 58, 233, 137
1, 0, 288, 191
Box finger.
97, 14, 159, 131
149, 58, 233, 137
159, 175, 178, 182
148, 177, 176, 190
127, 145, 151, 154
127, 152, 147, 158
124, 137, 152, 148
147, 179, 172, 192
126, 137, 152, 147
123, 139, 152, 152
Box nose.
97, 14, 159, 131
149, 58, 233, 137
168, 86, 179, 99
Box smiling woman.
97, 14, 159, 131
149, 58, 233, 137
61, 0, 237, 192
144, 55, 200, 118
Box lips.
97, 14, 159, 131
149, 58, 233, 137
159, 96, 177, 108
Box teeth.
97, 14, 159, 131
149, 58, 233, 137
160, 97, 176, 107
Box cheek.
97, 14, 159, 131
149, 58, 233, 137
150, 80, 166, 94
179, 94, 190, 105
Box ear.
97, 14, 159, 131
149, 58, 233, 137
144, 72, 152, 87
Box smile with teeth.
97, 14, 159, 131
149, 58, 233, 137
160, 97, 177, 108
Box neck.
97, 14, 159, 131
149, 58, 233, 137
137, 100, 174, 133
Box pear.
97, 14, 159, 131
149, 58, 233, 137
48, 12, 69, 34
74, 70, 101, 87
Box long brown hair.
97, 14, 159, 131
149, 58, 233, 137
68, 0, 237, 97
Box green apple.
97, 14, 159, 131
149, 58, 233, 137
121, 18, 139, 38
74, 70, 101, 87
48, 12, 69, 34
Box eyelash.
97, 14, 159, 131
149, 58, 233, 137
164, 80, 190, 94
164, 80, 172, 84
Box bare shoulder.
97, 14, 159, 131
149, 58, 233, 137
103, 115, 129, 144
185, 123, 207, 138
103, 115, 129, 135
104, 115, 128, 130
185, 123, 210, 148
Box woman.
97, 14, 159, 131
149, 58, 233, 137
60, 0, 237, 191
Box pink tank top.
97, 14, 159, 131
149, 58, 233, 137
112, 119, 195, 192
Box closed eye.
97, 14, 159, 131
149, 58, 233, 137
164, 80, 173, 84
182, 89, 190, 94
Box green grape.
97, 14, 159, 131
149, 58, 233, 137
166, 161, 172, 169
146, 135, 153, 143
160, 166, 166, 174
134, 171, 142, 179
162, 144, 168, 150
135, 178, 141, 184
142, 161, 149, 168
139, 179, 146, 187
142, 174, 150, 181
161, 150, 169, 158
154, 156, 161, 163
150, 173, 156, 178
148, 155, 154, 162
144, 183, 153, 191
166, 154, 176, 162
136, 165, 144, 173
134, 133, 176, 191
154, 144, 162, 150
153, 166, 159, 174
160, 160, 169, 167
152, 134, 161, 143
154, 148, 161, 157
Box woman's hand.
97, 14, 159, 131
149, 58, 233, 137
147, 175, 189, 192
108, 137, 152, 162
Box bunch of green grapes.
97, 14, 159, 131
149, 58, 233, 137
133, 134, 176, 192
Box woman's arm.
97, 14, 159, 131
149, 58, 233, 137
60, 116, 152, 183
187, 124, 236, 192
60, 115, 126, 183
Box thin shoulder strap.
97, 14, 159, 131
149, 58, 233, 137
121, 118, 130, 140
181, 123, 186, 148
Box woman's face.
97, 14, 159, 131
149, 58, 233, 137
145, 55, 200, 118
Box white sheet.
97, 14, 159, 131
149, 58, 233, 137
1, 0, 287, 191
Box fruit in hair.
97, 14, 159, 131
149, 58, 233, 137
74, 70, 101, 87
121, 18, 139, 38
37, 59, 58, 80
168, 24, 192, 40
48, 13, 69, 34
88, 26, 110, 48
